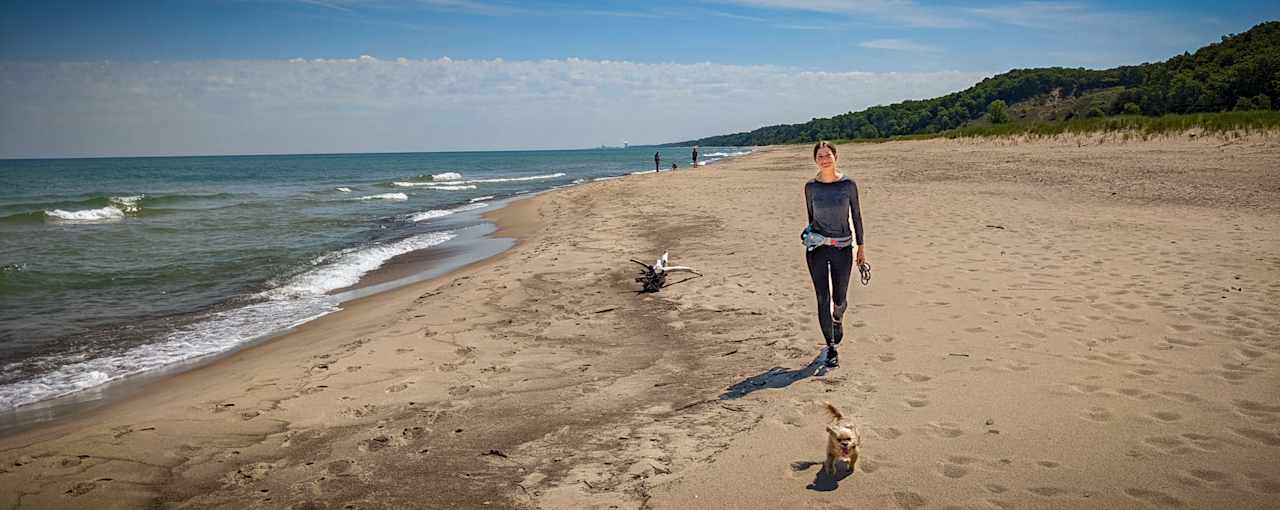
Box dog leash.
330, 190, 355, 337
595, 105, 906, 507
858, 261, 871, 286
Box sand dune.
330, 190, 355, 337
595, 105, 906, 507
1, 133, 1277, 509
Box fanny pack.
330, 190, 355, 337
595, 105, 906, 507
801, 224, 853, 251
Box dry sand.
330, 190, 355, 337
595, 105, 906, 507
2, 133, 1278, 509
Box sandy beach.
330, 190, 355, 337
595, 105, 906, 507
2, 133, 1279, 509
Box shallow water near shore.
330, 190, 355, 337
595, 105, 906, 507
0, 147, 747, 412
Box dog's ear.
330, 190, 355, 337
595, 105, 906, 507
826, 424, 839, 436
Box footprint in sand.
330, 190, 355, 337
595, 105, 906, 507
1159, 391, 1201, 403
358, 435, 393, 452
448, 385, 474, 397
1081, 407, 1113, 423
64, 481, 98, 496
940, 463, 968, 479
1229, 428, 1280, 447
1037, 460, 1060, 468
1150, 411, 1181, 423
1028, 487, 1067, 497
326, 459, 354, 476
1067, 383, 1103, 394
905, 396, 929, 408
386, 382, 412, 393
1185, 469, 1230, 487
1123, 488, 1186, 508
897, 373, 932, 383
920, 422, 963, 439
1244, 474, 1280, 494
1163, 337, 1202, 348
1143, 436, 1196, 455
1117, 388, 1153, 400
1232, 399, 1280, 422
892, 491, 926, 509
872, 427, 903, 440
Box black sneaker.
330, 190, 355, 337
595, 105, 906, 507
824, 347, 840, 368
832, 320, 844, 345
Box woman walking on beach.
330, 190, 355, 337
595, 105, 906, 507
803, 141, 865, 368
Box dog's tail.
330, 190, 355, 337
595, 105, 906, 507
823, 401, 843, 421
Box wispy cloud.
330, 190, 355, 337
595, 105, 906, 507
415, 0, 528, 16
282, 0, 528, 16
858, 38, 941, 53
966, 1, 1099, 29
0, 57, 989, 158
709, 0, 973, 28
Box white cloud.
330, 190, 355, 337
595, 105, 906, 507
858, 38, 941, 53
0, 58, 989, 158
709, 0, 973, 28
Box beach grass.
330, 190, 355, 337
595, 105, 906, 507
842, 110, 1280, 144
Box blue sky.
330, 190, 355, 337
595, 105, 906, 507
1, 1, 1277, 157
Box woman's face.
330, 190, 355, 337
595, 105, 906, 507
815, 146, 837, 172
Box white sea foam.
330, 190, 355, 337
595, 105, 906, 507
110, 195, 144, 213
425, 185, 476, 191
572, 178, 586, 184
45, 206, 126, 222
470, 195, 495, 203
353, 192, 409, 201
336, 187, 353, 192
703, 150, 752, 158
395, 173, 564, 187
592, 176, 622, 182
463, 172, 565, 184
0, 231, 457, 410
408, 202, 488, 222
432, 172, 463, 181
265, 231, 454, 299
409, 210, 453, 222
630, 170, 658, 175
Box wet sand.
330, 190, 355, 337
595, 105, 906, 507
2, 133, 1278, 509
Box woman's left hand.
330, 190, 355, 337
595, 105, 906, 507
856, 245, 866, 267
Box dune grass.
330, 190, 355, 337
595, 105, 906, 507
841, 110, 1280, 144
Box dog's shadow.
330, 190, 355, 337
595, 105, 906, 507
791, 460, 852, 491
719, 350, 829, 400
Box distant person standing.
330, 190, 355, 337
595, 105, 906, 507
692, 146, 699, 166
654, 151, 661, 172
672, 162, 678, 171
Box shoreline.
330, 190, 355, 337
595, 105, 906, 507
3, 137, 1278, 509
0, 197, 520, 434
0, 159, 710, 432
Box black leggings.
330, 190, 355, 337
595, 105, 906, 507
806, 245, 853, 345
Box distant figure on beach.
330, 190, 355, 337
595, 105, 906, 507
672, 162, 678, 171
802, 141, 866, 368
692, 146, 699, 166
654, 151, 661, 171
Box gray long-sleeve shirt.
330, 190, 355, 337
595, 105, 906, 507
804, 177, 865, 246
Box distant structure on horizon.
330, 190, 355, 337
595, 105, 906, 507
623, 141, 629, 149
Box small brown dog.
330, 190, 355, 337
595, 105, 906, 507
823, 401, 862, 477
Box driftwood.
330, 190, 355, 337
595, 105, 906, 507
631, 251, 701, 293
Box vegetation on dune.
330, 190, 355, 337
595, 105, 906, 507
664, 21, 1280, 146
845, 110, 1280, 143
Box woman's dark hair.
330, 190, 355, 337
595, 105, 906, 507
813, 140, 837, 161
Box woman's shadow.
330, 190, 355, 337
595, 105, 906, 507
791, 460, 852, 491
719, 349, 829, 400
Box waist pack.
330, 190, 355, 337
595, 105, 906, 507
801, 224, 853, 251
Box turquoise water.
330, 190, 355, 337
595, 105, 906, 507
0, 147, 750, 410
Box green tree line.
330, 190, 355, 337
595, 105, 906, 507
665, 21, 1280, 146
